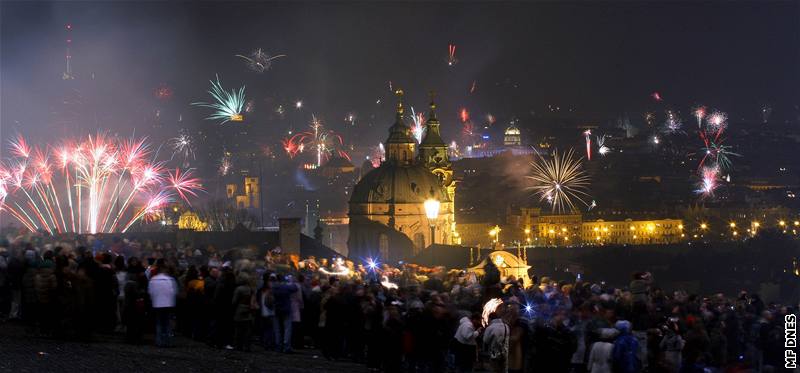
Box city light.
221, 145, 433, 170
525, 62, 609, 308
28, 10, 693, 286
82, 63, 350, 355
423, 199, 440, 220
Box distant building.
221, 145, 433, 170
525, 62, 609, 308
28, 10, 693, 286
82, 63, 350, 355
580, 218, 684, 245
227, 176, 260, 209
503, 124, 522, 146
517, 208, 684, 246
177, 211, 208, 231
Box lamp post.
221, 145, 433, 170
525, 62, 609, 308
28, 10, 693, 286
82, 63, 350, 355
424, 199, 440, 264
489, 225, 501, 249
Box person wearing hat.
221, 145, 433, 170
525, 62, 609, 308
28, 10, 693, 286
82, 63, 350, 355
612, 320, 641, 373
588, 328, 619, 373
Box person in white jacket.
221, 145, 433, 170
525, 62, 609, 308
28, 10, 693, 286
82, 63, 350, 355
453, 314, 482, 372
587, 327, 619, 373
148, 262, 177, 347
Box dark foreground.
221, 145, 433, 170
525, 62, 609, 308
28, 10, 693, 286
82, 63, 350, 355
0, 322, 365, 373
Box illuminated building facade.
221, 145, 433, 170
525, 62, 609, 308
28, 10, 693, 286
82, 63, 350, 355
581, 219, 684, 245
227, 176, 260, 209
348, 91, 456, 262
177, 211, 209, 231
519, 208, 684, 246
503, 124, 522, 146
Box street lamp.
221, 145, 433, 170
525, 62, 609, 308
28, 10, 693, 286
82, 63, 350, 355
488, 225, 501, 248
424, 199, 440, 246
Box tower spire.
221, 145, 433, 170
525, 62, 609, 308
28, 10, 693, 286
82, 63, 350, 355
395, 89, 404, 116
428, 90, 437, 121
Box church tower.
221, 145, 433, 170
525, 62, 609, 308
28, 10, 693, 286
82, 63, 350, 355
418, 93, 455, 203
385, 90, 416, 166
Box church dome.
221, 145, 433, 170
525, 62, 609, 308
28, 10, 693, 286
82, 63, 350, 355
505, 125, 521, 135
350, 162, 449, 204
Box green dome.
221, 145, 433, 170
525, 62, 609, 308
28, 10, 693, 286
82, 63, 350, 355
350, 162, 449, 204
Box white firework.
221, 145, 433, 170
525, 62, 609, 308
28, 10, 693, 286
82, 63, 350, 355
169, 131, 195, 166
527, 149, 592, 213
235, 48, 286, 73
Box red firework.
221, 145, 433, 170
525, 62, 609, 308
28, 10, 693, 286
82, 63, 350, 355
154, 84, 173, 101
460, 108, 470, 123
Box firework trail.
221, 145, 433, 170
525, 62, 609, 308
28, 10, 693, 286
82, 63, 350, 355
693, 106, 706, 127
448, 141, 462, 159
169, 130, 195, 167
459, 108, 470, 123
191, 75, 245, 124
282, 115, 350, 167
244, 99, 255, 113
697, 110, 733, 170
526, 149, 591, 213
447, 44, 458, 66
409, 107, 425, 143
168, 168, 202, 206
692, 109, 740, 199
651, 92, 662, 102
583, 129, 592, 160
0, 134, 202, 234
761, 105, 772, 124
470, 81, 477, 94
235, 48, 285, 73
367, 143, 385, 168
218, 155, 232, 176
662, 110, 683, 134
461, 122, 475, 139
696, 166, 719, 197
644, 112, 656, 127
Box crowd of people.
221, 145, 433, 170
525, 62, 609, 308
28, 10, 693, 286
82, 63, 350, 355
0, 233, 792, 373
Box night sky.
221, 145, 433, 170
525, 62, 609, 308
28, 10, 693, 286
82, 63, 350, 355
2, 1, 798, 146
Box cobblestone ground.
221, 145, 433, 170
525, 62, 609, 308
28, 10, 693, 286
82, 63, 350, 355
0, 322, 366, 373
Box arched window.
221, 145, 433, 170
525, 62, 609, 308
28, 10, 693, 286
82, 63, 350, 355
402, 150, 408, 162
379, 233, 389, 260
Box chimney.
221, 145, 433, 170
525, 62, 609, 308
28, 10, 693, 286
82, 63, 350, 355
278, 218, 301, 255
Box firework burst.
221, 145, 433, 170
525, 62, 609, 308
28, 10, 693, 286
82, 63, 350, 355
693, 106, 706, 127
235, 48, 285, 73
191, 75, 245, 124
447, 44, 458, 66
596, 135, 611, 156
218, 155, 232, 176
282, 115, 350, 167
367, 143, 385, 168
0, 134, 202, 234
527, 149, 591, 213
696, 166, 719, 197
169, 130, 195, 167
409, 107, 425, 143
662, 110, 683, 134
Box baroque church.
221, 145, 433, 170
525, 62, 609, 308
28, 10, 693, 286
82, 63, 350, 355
348, 90, 456, 262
